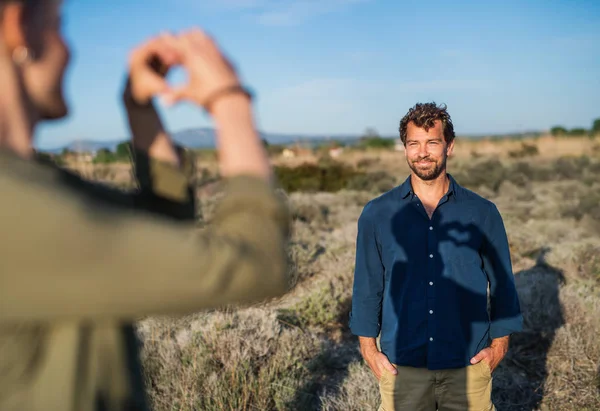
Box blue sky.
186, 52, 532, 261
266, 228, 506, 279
36, 0, 600, 149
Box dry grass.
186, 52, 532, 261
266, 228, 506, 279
73, 135, 600, 410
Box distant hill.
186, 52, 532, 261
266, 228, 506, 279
41, 127, 367, 154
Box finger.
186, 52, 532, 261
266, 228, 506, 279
146, 40, 179, 71
131, 36, 180, 70
155, 33, 183, 66
189, 29, 226, 62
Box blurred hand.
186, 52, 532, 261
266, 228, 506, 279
159, 29, 241, 111
127, 33, 182, 105
127, 29, 243, 113
363, 349, 398, 381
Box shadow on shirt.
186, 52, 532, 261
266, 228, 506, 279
386, 207, 564, 410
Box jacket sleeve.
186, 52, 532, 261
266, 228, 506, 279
0, 156, 291, 322
481, 203, 524, 339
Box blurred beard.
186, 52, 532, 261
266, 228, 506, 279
409, 157, 446, 181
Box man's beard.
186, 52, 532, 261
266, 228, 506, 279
409, 157, 446, 181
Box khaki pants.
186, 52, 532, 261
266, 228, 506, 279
378, 362, 495, 411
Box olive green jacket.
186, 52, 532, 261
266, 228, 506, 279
0, 147, 290, 411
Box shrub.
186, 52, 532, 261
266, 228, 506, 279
277, 279, 351, 331
550, 126, 568, 136
292, 203, 330, 226
274, 160, 360, 193
552, 156, 590, 180
508, 142, 540, 159
93, 148, 118, 164
569, 128, 589, 137
575, 244, 600, 283
452, 159, 506, 192
140, 310, 323, 411
356, 158, 378, 170
345, 171, 396, 194
358, 136, 395, 150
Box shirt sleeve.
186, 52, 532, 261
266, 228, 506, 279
481, 203, 523, 339
0, 157, 291, 322
349, 205, 385, 337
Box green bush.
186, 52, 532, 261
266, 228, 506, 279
358, 137, 395, 149
453, 159, 506, 192
346, 171, 396, 193
274, 161, 357, 193
592, 118, 600, 136
93, 148, 119, 164
569, 128, 589, 137
275, 159, 397, 194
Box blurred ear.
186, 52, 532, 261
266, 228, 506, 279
1, 2, 27, 54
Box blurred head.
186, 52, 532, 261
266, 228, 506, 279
398, 102, 455, 181
0, 0, 70, 120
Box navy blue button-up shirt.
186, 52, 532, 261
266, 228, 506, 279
349, 174, 523, 370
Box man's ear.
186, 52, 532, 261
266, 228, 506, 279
446, 139, 455, 157
1, 2, 28, 55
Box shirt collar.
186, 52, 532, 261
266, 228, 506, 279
399, 175, 413, 199
398, 173, 460, 200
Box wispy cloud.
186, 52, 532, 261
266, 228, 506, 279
199, 0, 371, 27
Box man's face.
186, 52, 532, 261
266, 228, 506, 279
404, 120, 454, 181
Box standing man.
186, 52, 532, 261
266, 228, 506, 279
349, 102, 522, 410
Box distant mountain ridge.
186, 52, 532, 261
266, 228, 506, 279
41, 127, 366, 154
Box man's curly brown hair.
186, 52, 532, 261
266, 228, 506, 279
399, 102, 455, 145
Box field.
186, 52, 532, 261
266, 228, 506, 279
69, 135, 600, 410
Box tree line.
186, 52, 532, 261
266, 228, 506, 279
550, 118, 600, 137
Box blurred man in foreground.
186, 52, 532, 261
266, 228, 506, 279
0, 1, 290, 410
350, 103, 522, 410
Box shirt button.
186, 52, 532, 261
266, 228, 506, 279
430, 337, 434, 342
429, 281, 434, 286
429, 310, 433, 314
429, 226, 433, 231
429, 254, 433, 258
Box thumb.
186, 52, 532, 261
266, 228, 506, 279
380, 356, 398, 375
470, 351, 485, 364
160, 86, 189, 107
